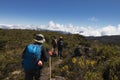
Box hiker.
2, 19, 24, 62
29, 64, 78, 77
72, 44, 82, 57
22, 34, 49, 80
51, 36, 57, 56
57, 36, 64, 59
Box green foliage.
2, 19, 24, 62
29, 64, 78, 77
0, 29, 120, 80
84, 71, 103, 80
102, 57, 120, 80
53, 43, 120, 80
0, 49, 22, 79
0, 40, 7, 50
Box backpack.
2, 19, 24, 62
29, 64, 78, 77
52, 39, 57, 46
58, 40, 63, 46
22, 44, 42, 70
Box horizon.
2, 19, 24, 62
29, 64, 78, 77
0, 21, 120, 37
0, 0, 120, 36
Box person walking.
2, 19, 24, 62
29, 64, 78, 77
51, 36, 57, 56
57, 36, 64, 59
22, 34, 48, 80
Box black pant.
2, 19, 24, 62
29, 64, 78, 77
25, 68, 42, 80
58, 47, 63, 59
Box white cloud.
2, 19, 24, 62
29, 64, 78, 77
100, 25, 117, 36
0, 21, 120, 36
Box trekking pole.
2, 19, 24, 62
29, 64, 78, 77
48, 51, 52, 80
49, 56, 51, 80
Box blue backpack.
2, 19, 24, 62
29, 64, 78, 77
22, 44, 42, 70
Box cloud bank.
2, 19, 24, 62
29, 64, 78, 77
0, 21, 120, 36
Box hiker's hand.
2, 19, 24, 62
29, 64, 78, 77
38, 60, 42, 66
48, 51, 53, 56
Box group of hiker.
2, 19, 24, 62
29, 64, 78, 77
51, 36, 64, 59
21, 33, 90, 80
22, 34, 64, 80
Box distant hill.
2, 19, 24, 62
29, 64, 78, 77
86, 35, 120, 45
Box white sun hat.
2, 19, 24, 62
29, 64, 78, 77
34, 34, 45, 43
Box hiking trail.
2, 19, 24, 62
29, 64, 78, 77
40, 58, 65, 80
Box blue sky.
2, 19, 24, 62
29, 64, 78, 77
0, 0, 120, 26
1, 0, 120, 36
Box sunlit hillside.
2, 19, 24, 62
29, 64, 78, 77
0, 29, 120, 80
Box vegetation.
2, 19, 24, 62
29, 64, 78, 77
53, 37, 120, 80
0, 29, 120, 80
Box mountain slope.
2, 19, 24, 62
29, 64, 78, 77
86, 35, 120, 45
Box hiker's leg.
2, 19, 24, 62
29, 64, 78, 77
25, 70, 33, 80
53, 48, 56, 56
35, 69, 42, 80
60, 48, 63, 59
60, 50, 62, 59
54, 47, 58, 56
58, 50, 60, 58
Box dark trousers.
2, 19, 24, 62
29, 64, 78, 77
58, 47, 63, 59
25, 69, 42, 80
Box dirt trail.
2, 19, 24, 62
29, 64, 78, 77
40, 58, 65, 80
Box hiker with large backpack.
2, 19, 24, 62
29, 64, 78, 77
57, 36, 64, 59
22, 34, 48, 80
51, 36, 57, 56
